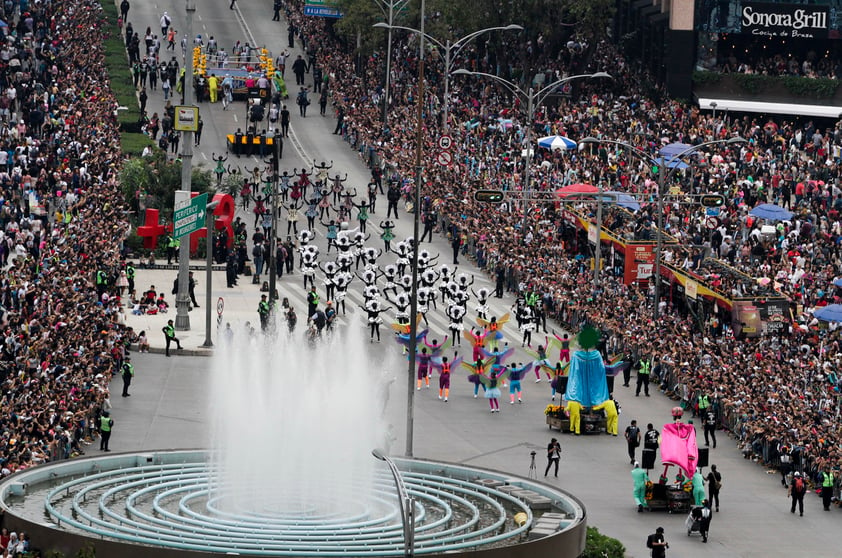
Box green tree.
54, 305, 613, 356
581, 526, 625, 558
334, 0, 391, 56
333, 0, 614, 88
118, 152, 213, 221
564, 0, 615, 38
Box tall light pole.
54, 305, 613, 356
453, 70, 611, 238
372, 449, 414, 557
267, 139, 281, 307
404, 0, 425, 459
579, 136, 746, 319
593, 182, 603, 291
175, 0, 197, 331
201, 200, 219, 348
372, 0, 411, 131
372, 23, 523, 132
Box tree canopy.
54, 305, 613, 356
333, 0, 615, 56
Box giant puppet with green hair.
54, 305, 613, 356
564, 326, 614, 434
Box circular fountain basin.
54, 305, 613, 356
0, 450, 586, 558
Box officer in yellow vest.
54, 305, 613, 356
121, 358, 134, 397
635, 354, 651, 397
821, 468, 835, 511
166, 235, 180, 265
99, 411, 114, 452
162, 319, 182, 356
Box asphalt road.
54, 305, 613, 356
114, 1, 840, 557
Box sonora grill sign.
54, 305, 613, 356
742, 6, 827, 30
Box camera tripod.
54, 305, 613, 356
528, 451, 537, 479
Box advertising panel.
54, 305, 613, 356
741, 2, 829, 39
625, 244, 655, 285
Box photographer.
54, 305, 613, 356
544, 438, 561, 478
646, 526, 668, 557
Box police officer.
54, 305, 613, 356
635, 352, 651, 397
95, 267, 108, 297
126, 261, 136, 298
245, 126, 255, 157
166, 235, 179, 264
162, 319, 182, 356
233, 127, 243, 157
386, 183, 400, 219
420, 210, 436, 242
495, 262, 505, 298
821, 466, 834, 511
121, 357, 134, 397
258, 294, 270, 331
307, 285, 319, 318
99, 411, 114, 452
188, 271, 199, 308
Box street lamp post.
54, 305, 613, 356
202, 200, 219, 348
373, 23, 522, 133
452, 70, 612, 238
593, 182, 603, 291
372, 449, 414, 557
175, 0, 197, 331
267, 139, 281, 307
579, 136, 746, 319
403, 0, 426, 459
373, 0, 412, 131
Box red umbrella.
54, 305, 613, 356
555, 183, 598, 198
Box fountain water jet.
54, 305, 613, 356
209, 323, 391, 515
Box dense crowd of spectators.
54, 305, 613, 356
716, 51, 841, 79
283, 1, 842, 492
0, 0, 132, 493
0, 0, 838, 528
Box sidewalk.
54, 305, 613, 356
125, 263, 266, 356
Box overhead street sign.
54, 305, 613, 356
699, 194, 725, 208
173, 192, 209, 238
474, 190, 505, 203
303, 4, 342, 17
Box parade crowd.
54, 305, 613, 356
0, 0, 134, 502
281, 0, 842, 498
0, 1, 838, 548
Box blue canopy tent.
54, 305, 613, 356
659, 142, 696, 158
653, 157, 690, 170
814, 304, 842, 322
749, 203, 793, 222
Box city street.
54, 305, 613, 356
115, 2, 837, 557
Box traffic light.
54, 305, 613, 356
699, 194, 725, 208
473, 190, 505, 203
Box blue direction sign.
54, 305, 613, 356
173, 193, 209, 238
303, 4, 342, 17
